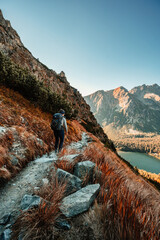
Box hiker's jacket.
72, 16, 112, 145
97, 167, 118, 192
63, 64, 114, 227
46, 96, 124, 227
61, 117, 68, 132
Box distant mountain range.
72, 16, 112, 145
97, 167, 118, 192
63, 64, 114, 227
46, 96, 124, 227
84, 84, 160, 134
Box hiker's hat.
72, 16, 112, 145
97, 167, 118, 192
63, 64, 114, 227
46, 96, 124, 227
59, 109, 65, 114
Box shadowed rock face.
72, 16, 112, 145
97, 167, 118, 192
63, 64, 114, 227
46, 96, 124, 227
74, 161, 95, 182
0, 10, 113, 146
20, 195, 41, 210
56, 168, 82, 194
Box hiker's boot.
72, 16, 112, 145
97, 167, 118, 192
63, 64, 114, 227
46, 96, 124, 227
55, 149, 58, 154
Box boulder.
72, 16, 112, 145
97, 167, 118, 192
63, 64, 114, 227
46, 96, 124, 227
56, 168, 82, 194
0, 226, 4, 234
60, 184, 100, 217
4, 225, 12, 229
59, 154, 80, 163
74, 161, 95, 182
55, 219, 71, 230
20, 195, 41, 210
59, 71, 66, 78
18, 232, 24, 240
10, 157, 19, 166
34, 187, 40, 191
0, 228, 12, 240
0, 126, 6, 134
41, 178, 49, 185
0, 214, 11, 225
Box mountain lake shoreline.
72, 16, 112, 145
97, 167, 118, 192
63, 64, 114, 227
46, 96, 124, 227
118, 150, 160, 174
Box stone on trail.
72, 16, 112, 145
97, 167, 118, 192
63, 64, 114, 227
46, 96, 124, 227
20, 194, 41, 210
60, 184, 100, 217
0, 214, 11, 225
55, 219, 71, 230
59, 154, 80, 163
41, 178, 49, 185
0, 226, 3, 233
74, 161, 95, 182
56, 168, 82, 194
10, 156, 19, 166
0, 228, 12, 240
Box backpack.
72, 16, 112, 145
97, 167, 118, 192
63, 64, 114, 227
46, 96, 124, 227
51, 113, 63, 130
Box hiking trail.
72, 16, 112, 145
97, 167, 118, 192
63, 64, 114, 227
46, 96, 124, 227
0, 133, 89, 227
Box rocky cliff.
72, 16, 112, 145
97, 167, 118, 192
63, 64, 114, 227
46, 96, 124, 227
85, 84, 160, 133
0, 10, 111, 146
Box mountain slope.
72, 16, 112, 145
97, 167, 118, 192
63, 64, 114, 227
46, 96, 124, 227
0, 85, 87, 182
0, 10, 113, 146
0, 11, 160, 240
130, 84, 160, 110
85, 84, 160, 133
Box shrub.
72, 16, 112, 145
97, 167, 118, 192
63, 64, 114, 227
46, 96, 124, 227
0, 51, 75, 119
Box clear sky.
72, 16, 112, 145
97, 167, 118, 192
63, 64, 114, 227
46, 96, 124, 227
1, 0, 160, 96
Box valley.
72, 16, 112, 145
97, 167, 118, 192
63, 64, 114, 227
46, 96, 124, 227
104, 126, 160, 159
85, 85, 160, 158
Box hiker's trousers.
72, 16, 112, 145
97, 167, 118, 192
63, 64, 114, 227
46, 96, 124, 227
54, 129, 64, 151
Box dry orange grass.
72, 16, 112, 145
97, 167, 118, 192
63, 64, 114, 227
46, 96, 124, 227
0, 136, 18, 182
0, 86, 85, 182
8, 116, 160, 239
66, 119, 86, 143
81, 141, 160, 240
54, 154, 83, 174
0, 86, 54, 144
0, 167, 11, 180
12, 173, 67, 240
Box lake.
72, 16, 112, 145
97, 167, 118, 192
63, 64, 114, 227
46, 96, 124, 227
118, 151, 160, 174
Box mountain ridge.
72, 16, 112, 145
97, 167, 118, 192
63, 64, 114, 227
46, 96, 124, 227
85, 83, 160, 133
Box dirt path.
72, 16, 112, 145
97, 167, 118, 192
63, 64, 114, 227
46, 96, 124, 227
0, 153, 57, 218
0, 133, 89, 225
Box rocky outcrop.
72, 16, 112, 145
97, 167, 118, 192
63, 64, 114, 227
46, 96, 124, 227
20, 194, 41, 210
0, 134, 100, 239
56, 168, 82, 194
0, 228, 12, 240
60, 184, 100, 217
59, 154, 80, 163
85, 84, 160, 134
0, 10, 112, 146
0, 214, 11, 225
74, 161, 95, 182
0, 132, 89, 219
55, 219, 71, 230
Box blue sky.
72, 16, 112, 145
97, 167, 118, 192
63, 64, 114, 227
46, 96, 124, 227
1, 0, 160, 95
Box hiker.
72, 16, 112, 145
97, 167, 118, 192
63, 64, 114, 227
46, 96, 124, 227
51, 109, 68, 153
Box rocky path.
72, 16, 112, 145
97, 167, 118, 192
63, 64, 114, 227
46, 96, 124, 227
0, 133, 90, 235
0, 153, 57, 218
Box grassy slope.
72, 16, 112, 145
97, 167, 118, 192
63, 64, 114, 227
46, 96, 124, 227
11, 132, 160, 239
80, 140, 160, 239
0, 85, 85, 182
0, 86, 160, 239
